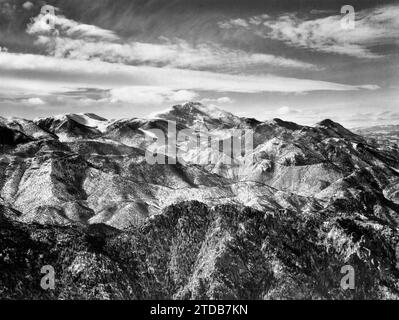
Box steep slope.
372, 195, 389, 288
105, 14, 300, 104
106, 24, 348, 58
1, 201, 398, 300
0, 117, 56, 141
0, 204, 133, 300
34, 114, 108, 141
0, 103, 398, 232
152, 102, 242, 129
0, 124, 34, 146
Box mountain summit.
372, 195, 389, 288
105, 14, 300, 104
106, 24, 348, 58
152, 102, 242, 129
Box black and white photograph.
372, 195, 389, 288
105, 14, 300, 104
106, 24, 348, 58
0, 0, 398, 305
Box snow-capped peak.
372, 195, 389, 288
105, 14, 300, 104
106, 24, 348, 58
149, 102, 240, 128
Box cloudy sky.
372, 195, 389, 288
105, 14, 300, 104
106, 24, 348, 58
0, 0, 398, 127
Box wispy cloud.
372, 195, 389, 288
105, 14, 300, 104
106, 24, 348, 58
309, 9, 337, 15
200, 97, 234, 105
27, 9, 119, 41
26, 10, 318, 71
109, 86, 198, 105
36, 36, 320, 71
0, 52, 379, 94
219, 4, 399, 58
22, 1, 34, 11
22, 97, 46, 106
276, 106, 302, 116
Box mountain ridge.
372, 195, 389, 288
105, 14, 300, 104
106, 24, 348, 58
1, 102, 399, 299
0, 102, 398, 229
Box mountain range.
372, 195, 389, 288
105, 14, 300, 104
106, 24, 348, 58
0, 102, 398, 299
353, 125, 399, 147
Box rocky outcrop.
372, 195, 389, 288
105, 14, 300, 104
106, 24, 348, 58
0, 124, 33, 146
1, 201, 398, 299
